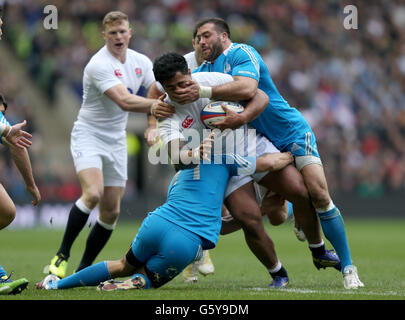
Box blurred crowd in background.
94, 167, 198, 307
1, 0, 405, 203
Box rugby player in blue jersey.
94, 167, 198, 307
0, 93, 41, 295
36, 53, 294, 290
169, 18, 363, 289
0, 5, 42, 295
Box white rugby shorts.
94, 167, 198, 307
70, 123, 127, 187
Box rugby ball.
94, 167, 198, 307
200, 101, 244, 129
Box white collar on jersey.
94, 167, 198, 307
222, 43, 234, 56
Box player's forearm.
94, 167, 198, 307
0, 122, 11, 139
210, 79, 257, 101
120, 94, 156, 113
256, 152, 294, 172
8, 143, 37, 188
240, 89, 269, 124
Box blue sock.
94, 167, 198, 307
287, 201, 293, 219
55, 261, 111, 289
317, 205, 352, 272
0, 265, 7, 278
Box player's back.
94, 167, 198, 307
152, 154, 254, 249
153, 163, 230, 249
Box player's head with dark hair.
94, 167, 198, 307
0, 94, 8, 115
153, 53, 192, 102
153, 52, 189, 86
193, 17, 231, 62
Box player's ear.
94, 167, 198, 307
188, 69, 191, 76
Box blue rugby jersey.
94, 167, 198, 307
151, 154, 256, 249
0, 113, 11, 144
195, 43, 311, 150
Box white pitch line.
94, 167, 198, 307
245, 287, 404, 297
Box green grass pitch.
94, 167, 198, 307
1, 218, 404, 300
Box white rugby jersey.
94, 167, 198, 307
158, 72, 264, 157
75, 45, 155, 135
158, 72, 233, 149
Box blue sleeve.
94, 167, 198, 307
229, 45, 260, 81
0, 113, 11, 145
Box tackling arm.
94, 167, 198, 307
167, 132, 215, 171
255, 152, 294, 172
104, 83, 174, 115
212, 88, 269, 130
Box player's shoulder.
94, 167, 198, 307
183, 51, 195, 60
85, 46, 113, 72
228, 43, 258, 58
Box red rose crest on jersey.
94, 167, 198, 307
114, 69, 123, 77
135, 68, 142, 77
182, 115, 194, 128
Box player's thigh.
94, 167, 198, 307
78, 168, 104, 199
259, 164, 309, 203
130, 214, 202, 277
300, 163, 331, 201
147, 224, 202, 279
0, 184, 16, 228
225, 181, 262, 224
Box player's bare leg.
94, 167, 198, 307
0, 184, 16, 230
224, 181, 288, 287
300, 163, 363, 289
259, 164, 321, 244
48, 168, 103, 278
259, 164, 341, 271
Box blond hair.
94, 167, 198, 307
102, 11, 129, 29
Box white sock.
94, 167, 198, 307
96, 217, 116, 230
308, 239, 325, 249
75, 198, 92, 214
268, 260, 282, 274
315, 201, 335, 213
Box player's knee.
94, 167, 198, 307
99, 210, 119, 225
236, 210, 263, 233
306, 182, 330, 208
0, 204, 16, 230
83, 189, 103, 207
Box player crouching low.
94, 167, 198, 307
37, 136, 295, 291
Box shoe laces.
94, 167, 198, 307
55, 254, 67, 267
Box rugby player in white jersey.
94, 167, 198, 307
151, 53, 291, 287
46, 11, 175, 279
